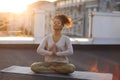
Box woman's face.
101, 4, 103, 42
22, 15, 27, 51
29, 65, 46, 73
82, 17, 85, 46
52, 18, 63, 30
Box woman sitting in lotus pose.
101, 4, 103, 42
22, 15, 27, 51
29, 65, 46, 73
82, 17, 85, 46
31, 14, 75, 74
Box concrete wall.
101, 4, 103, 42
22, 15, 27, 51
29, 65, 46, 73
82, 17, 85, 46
92, 12, 120, 44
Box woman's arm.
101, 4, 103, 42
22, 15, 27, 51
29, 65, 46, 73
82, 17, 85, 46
37, 36, 52, 56
56, 37, 73, 56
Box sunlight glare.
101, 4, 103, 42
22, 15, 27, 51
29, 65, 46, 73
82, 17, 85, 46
44, 0, 57, 2
0, 0, 38, 12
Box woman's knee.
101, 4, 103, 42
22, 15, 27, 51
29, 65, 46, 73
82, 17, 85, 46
31, 62, 44, 72
31, 62, 38, 72
64, 64, 76, 73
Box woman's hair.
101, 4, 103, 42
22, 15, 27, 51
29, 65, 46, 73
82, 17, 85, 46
53, 14, 72, 28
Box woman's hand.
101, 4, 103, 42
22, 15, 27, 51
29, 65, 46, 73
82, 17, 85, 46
49, 44, 57, 55
52, 44, 57, 55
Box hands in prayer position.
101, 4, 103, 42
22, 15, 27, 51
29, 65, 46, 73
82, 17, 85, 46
48, 44, 57, 56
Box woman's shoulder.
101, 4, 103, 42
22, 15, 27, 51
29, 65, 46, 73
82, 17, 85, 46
62, 35, 70, 40
42, 34, 52, 40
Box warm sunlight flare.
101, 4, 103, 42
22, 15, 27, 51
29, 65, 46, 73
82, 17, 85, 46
0, 0, 57, 12
0, 0, 38, 12
44, 0, 57, 2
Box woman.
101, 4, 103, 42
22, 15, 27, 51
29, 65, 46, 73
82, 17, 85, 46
31, 14, 75, 74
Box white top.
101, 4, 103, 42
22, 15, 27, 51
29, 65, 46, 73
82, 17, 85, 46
37, 34, 73, 63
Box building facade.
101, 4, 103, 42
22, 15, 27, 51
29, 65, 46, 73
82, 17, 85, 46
54, 0, 120, 38
54, 0, 98, 38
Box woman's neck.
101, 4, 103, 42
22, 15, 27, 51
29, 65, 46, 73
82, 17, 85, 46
53, 30, 61, 36
52, 30, 62, 43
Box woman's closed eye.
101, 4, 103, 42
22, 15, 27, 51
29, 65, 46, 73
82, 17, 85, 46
53, 21, 61, 25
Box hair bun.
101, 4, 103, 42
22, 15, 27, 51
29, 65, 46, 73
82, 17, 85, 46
65, 17, 73, 28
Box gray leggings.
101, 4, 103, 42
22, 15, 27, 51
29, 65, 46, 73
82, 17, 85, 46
31, 62, 75, 74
